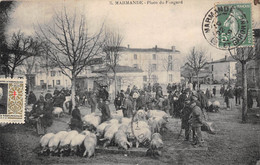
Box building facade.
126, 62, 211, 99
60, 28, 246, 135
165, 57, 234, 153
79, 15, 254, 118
117, 45, 181, 85
209, 55, 237, 84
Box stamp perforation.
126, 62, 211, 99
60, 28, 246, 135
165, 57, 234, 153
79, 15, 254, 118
0, 78, 26, 124
213, 1, 255, 49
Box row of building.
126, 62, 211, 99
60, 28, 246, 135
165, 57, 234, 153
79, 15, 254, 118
181, 29, 260, 89
1, 28, 259, 97
26, 45, 182, 97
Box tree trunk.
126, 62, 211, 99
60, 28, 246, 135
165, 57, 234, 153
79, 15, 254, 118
197, 73, 200, 90
71, 76, 76, 110
10, 67, 15, 78
46, 68, 49, 91
241, 62, 248, 122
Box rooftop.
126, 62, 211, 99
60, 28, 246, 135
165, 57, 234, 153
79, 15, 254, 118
210, 55, 236, 64
117, 46, 180, 53
92, 65, 143, 73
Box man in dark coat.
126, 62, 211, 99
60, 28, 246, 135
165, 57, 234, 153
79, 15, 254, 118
126, 85, 131, 95
224, 86, 233, 109
190, 97, 203, 146
88, 92, 96, 113
136, 92, 146, 110
121, 94, 134, 118
70, 106, 83, 132
212, 86, 216, 97
28, 91, 37, 105
234, 86, 242, 105
30, 99, 53, 135
147, 83, 152, 93
197, 90, 208, 119
248, 89, 254, 109
181, 98, 192, 141
162, 95, 170, 115
167, 83, 172, 94
114, 92, 121, 110
98, 99, 111, 123
54, 92, 65, 108
53, 87, 60, 96
220, 85, 225, 97
99, 86, 109, 101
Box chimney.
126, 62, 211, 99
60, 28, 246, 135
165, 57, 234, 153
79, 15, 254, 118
127, 44, 130, 49
171, 46, 175, 52
155, 45, 157, 50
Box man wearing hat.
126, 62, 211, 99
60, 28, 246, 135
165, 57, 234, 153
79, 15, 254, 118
98, 98, 111, 123
180, 96, 192, 141
190, 95, 204, 146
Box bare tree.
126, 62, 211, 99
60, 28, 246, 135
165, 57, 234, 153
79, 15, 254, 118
7, 31, 42, 78
162, 55, 175, 82
103, 29, 123, 98
37, 9, 104, 108
186, 47, 208, 89
228, 37, 260, 122
0, 1, 15, 77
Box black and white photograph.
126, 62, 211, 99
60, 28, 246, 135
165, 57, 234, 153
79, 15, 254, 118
0, 0, 260, 164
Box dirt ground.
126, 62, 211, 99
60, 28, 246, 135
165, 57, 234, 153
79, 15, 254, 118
1, 94, 260, 165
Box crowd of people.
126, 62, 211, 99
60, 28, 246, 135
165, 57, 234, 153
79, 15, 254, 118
26, 81, 260, 146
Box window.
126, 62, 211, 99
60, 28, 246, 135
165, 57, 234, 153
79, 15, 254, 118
51, 71, 56, 77
133, 64, 138, 68
169, 74, 173, 82
56, 80, 61, 85
168, 63, 173, 71
143, 76, 147, 82
151, 75, 158, 82
134, 54, 137, 60
40, 80, 44, 85
153, 54, 156, 60
152, 64, 157, 71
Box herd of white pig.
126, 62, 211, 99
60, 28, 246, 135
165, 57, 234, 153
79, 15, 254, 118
39, 109, 170, 157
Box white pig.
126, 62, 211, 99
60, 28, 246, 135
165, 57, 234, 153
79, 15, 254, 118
100, 123, 119, 147
70, 133, 86, 155
96, 122, 110, 137
82, 113, 101, 128
48, 131, 68, 154
120, 117, 131, 125
40, 133, 55, 153
114, 130, 131, 150
83, 132, 97, 158
147, 110, 167, 119
52, 107, 63, 118
150, 133, 163, 150
59, 131, 78, 155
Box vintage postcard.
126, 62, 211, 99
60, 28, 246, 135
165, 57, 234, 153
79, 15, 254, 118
0, 0, 260, 164
0, 78, 26, 124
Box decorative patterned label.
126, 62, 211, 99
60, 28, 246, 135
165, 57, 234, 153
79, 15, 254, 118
0, 78, 26, 124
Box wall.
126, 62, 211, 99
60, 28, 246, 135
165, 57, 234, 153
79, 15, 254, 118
212, 61, 237, 82
118, 50, 181, 85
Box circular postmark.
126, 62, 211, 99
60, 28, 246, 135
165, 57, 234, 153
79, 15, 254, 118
130, 110, 150, 147
202, 5, 249, 50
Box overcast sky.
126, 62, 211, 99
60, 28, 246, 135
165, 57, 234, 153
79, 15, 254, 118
6, 0, 260, 61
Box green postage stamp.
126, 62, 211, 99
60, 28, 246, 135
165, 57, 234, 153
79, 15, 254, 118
202, 2, 253, 49
0, 78, 26, 124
